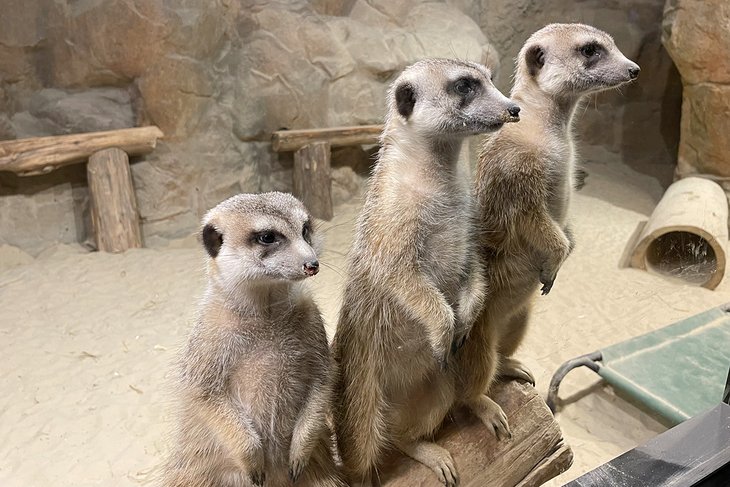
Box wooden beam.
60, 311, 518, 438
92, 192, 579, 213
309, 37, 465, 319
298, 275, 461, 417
87, 148, 143, 253
293, 141, 334, 221
271, 125, 382, 152
0, 126, 164, 176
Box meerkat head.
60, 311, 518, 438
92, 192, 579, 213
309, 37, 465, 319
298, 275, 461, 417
388, 58, 520, 139
200, 192, 321, 287
517, 23, 640, 98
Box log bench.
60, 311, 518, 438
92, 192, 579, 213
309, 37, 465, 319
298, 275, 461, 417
378, 381, 573, 486
271, 125, 383, 220
0, 126, 164, 253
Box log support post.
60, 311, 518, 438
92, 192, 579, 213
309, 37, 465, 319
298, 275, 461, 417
87, 148, 142, 253
293, 141, 333, 221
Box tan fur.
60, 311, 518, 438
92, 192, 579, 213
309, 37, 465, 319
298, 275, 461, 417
163, 193, 344, 487
465, 24, 640, 403
333, 59, 519, 486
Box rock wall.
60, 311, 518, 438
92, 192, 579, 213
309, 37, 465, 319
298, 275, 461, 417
0, 0, 681, 254
0, 0, 495, 254
662, 0, 730, 197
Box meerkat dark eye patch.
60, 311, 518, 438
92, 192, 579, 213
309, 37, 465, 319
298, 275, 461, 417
580, 42, 603, 67
254, 231, 279, 246
302, 220, 312, 243
452, 77, 480, 97
202, 224, 223, 258
525, 45, 545, 77
395, 82, 416, 119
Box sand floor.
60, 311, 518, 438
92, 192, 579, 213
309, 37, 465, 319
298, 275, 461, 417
1, 159, 729, 486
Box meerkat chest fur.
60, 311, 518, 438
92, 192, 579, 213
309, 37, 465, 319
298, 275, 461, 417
374, 136, 474, 296
194, 281, 328, 459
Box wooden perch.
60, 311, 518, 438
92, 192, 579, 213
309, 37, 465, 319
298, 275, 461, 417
87, 148, 143, 253
271, 125, 382, 152
293, 141, 334, 220
379, 381, 573, 486
0, 126, 164, 176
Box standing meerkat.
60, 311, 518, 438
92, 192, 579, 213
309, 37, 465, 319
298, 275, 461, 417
333, 59, 520, 487
463, 24, 640, 398
163, 192, 344, 487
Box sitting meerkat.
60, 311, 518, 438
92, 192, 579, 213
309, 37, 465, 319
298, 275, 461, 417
333, 59, 520, 487
461, 24, 640, 403
163, 192, 344, 487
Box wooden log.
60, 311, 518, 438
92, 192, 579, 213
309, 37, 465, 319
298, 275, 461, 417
0, 126, 164, 176
87, 148, 143, 253
378, 381, 573, 487
629, 176, 728, 289
293, 141, 334, 221
271, 125, 382, 152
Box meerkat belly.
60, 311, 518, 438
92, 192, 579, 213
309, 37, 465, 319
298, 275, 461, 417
421, 207, 472, 304
230, 340, 319, 461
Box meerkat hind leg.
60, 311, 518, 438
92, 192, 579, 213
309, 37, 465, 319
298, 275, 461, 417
467, 394, 511, 440
396, 439, 459, 487
499, 356, 535, 386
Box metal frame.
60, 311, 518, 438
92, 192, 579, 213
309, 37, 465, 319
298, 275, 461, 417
546, 351, 602, 413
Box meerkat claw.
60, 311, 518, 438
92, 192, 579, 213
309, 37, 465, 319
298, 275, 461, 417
250, 470, 265, 487
540, 279, 554, 295
289, 462, 304, 483
451, 334, 468, 355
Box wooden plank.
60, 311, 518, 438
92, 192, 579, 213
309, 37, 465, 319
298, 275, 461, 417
0, 126, 164, 176
378, 381, 573, 486
271, 125, 382, 152
87, 148, 143, 253
293, 141, 334, 221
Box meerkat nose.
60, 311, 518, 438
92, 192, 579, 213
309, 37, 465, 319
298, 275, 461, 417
303, 260, 320, 276
508, 105, 521, 118
628, 65, 640, 80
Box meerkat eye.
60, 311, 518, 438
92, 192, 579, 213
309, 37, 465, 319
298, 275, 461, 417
580, 44, 599, 58
256, 232, 277, 245
302, 223, 311, 242
453, 77, 478, 96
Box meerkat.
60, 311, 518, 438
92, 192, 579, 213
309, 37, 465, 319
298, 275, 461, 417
463, 24, 640, 398
333, 58, 520, 487
163, 192, 344, 487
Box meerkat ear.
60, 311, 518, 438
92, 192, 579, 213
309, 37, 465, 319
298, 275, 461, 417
395, 82, 416, 119
525, 45, 545, 77
202, 223, 223, 258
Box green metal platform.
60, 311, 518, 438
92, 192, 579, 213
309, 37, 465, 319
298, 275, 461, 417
547, 303, 730, 425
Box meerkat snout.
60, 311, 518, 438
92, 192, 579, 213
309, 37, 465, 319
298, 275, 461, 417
628, 65, 640, 80
303, 260, 319, 276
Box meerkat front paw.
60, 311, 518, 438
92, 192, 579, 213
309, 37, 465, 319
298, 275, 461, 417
469, 394, 511, 440
289, 459, 306, 483
428, 306, 456, 371
288, 446, 311, 483
450, 332, 469, 355
500, 357, 535, 386
245, 446, 266, 487
539, 266, 557, 295
249, 469, 266, 487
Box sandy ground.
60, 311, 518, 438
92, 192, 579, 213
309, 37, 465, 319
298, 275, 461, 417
1, 159, 729, 487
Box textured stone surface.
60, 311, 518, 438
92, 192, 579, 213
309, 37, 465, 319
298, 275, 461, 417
0, 0, 686, 253
663, 0, 730, 197
0, 0, 495, 253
